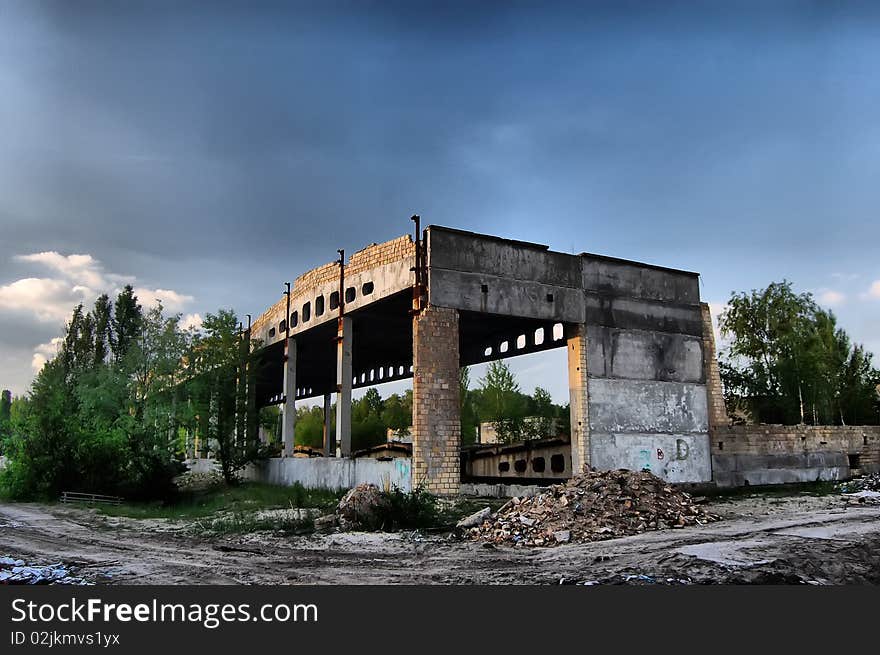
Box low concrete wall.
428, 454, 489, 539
711, 425, 880, 487
187, 457, 412, 492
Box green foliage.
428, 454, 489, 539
382, 392, 411, 438
351, 389, 387, 451
479, 360, 526, 443
295, 405, 328, 449
0, 389, 10, 444
362, 485, 440, 531
719, 280, 879, 425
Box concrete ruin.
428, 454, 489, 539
247, 222, 715, 495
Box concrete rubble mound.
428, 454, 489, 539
0, 556, 91, 585
336, 483, 390, 530
468, 469, 720, 547
837, 473, 880, 494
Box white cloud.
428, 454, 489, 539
31, 338, 64, 374
817, 288, 846, 306
866, 280, 880, 300
180, 313, 203, 331
1, 251, 196, 386
134, 287, 195, 313
831, 272, 861, 282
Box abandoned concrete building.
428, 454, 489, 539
232, 222, 712, 495
190, 221, 880, 495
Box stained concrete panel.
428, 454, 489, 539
711, 452, 849, 487
428, 268, 585, 323
590, 432, 712, 483
428, 227, 582, 288
582, 257, 700, 305
587, 326, 704, 383
584, 294, 704, 337
588, 378, 709, 434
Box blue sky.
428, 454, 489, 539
1, 1, 878, 401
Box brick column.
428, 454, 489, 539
412, 305, 461, 496
566, 323, 590, 474
700, 303, 729, 431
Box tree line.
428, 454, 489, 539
0, 286, 267, 499
279, 360, 570, 452
719, 281, 879, 425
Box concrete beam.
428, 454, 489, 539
281, 338, 297, 457
336, 316, 352, 457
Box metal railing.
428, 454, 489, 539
60, 491, 123, 506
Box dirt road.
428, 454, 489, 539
1, 494, 879, 584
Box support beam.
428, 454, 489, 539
281, 337, 297, 457
567, 323, 590, 474
323, 392, 333, 457
412, 305, 461, 496
336, 316, 352, 456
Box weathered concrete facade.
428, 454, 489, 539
711, 425, 880, 486
250, 224, 714, 493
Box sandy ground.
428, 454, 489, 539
1, 492, 879, 584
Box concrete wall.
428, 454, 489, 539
187, 457, 413, 492
712, 425, 880, 487
582, 256, 712, 483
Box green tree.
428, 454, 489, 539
459, 367, 478, 445
479, 361, 526, 443
527, 387, 556, 439
382, 393, 411, 438
719, 281, 879, 425
0, 389, 11, 445
110, 285, 142, 364
92, 293, 112, 367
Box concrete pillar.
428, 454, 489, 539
412, 305, 461, 496
281, 337, 297, 457
322, 392, 333, 457
336, 316, 352, 457
567, 323, 590, 475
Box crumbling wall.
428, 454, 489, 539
712, 425, 880, 487
700, 302, 730, 429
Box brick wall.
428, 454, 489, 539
700, 302, 729, 429
712, 424, 880, 486
253, 234, 415, 335
411, 305, 461, 496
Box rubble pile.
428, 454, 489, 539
467, 469, 720, 547
837, 473, 880, 494
0, 557, 91, 585
336, 483, 390, 530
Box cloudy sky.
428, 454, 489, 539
1, 0, 878, 401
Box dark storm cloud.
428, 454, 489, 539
2, 0, 880, 394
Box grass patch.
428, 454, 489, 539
197, 512, 316, 536
97, 482, 343, 520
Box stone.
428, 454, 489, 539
456, 507, 492, 529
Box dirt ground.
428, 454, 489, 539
1, 491, 879, 584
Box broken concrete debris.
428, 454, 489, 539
837, 473, 880, 494
0, 556, 91, 585
456, 506, 492, 529
468, 469, 720, 547
336, 483, 390, 530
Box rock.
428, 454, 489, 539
336, 483, 391, 530
554, 530, 571, 543
456, 507, 492, 529
314, 514, 338, 531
